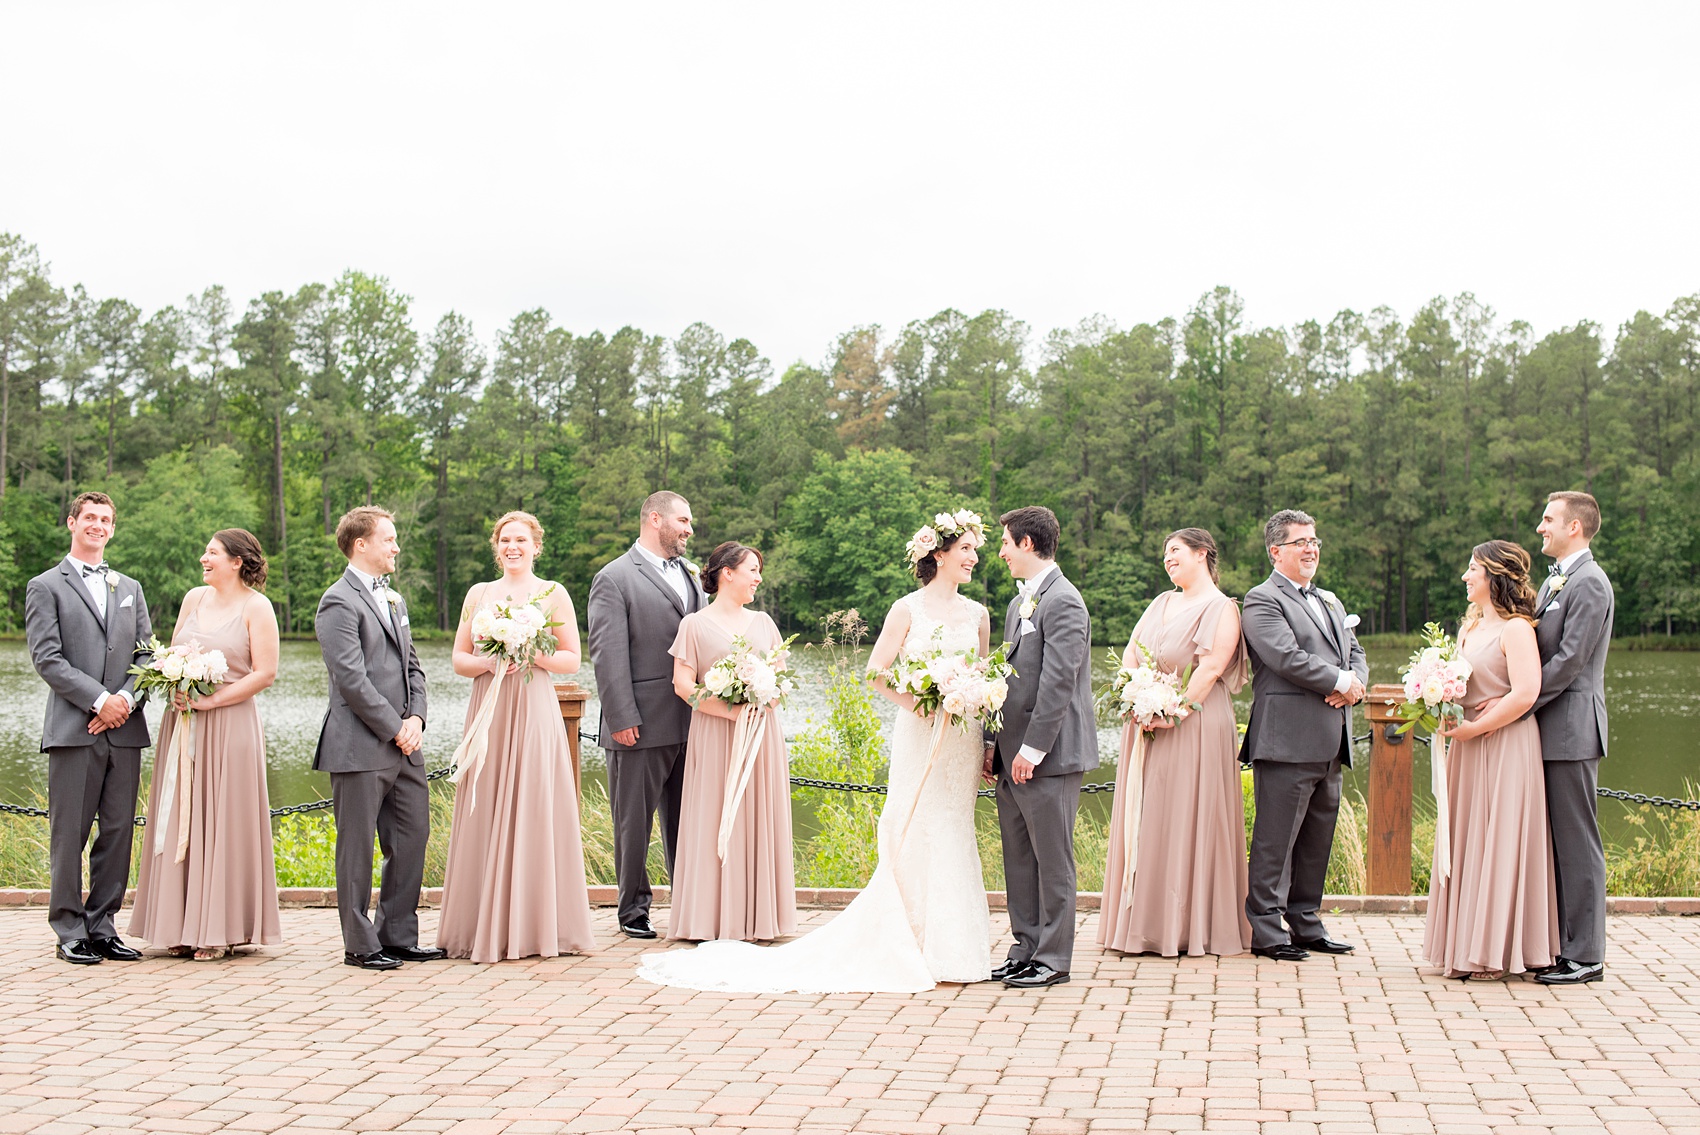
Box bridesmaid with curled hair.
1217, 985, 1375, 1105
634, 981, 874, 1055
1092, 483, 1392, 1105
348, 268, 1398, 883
129, 529, 283, 959
1423, 539, 1559, 980
664, 541, 796, 943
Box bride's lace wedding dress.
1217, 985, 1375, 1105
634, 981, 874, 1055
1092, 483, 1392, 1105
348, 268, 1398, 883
637, 589, 993, 992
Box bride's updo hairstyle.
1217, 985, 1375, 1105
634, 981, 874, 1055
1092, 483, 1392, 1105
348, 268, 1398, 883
702, 540, 763, 595
1462, 539, 1540, 630
489, 510, 545, 569
914, 532, 967, 584
1164, 527, 1220, 584
212, 528, 268, 588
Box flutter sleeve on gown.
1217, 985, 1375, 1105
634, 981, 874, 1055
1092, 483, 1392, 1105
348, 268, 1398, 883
669, 614, 699, 674
1194, 596, 1249, 694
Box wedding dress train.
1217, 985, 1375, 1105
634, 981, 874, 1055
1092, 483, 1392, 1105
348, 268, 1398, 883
637, 590, 992, 992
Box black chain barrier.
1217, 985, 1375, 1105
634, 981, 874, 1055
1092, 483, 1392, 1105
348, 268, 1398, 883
2, 728, 1692, 819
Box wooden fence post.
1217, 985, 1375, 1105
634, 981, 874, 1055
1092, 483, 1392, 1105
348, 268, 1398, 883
555, 683, 588, 807
1363, 683, 1414, 895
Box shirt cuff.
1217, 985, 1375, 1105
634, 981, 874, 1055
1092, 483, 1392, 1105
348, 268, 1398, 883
92, 691, 108, 714
1333, 669, 1355, 695
1017, 744, 1047, 766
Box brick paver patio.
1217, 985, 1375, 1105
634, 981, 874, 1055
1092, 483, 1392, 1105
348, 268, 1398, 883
2, 905, 1697, 1134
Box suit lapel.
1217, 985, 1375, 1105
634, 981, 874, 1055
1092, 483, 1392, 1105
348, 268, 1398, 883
1276, 573, 1336, 651
106, 576, 131, 653
631, 547, 687, 616
346, 569, 401, 652
59, 561, 106, 629
1002, 596, 1021, 657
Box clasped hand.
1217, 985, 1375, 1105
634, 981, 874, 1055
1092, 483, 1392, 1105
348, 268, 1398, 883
394, 715, 424, 756
87, 695, 131, 734
1325, 677, 1367, 709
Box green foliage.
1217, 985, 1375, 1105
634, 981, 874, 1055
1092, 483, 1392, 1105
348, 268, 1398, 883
112, 445, 262, 622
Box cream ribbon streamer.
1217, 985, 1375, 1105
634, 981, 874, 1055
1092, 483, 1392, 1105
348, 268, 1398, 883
895, 712, 953, 849
1430, 731, 1451, 885
717, 703, 770, 860
152, 711, 196, 863
1118, 724, 1148, 898
449, 664, 509, 813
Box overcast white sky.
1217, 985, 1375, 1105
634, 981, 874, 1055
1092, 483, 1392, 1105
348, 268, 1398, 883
4, 2, 1697, 372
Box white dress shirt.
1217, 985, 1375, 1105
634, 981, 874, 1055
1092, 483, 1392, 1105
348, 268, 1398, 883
633, 541, 691, 604
1015, 561, 1060, 767
348, 565, 394, 630
1276, 569, 1354, 695
1555, 549, 1589, 577
67, 554, 133, 713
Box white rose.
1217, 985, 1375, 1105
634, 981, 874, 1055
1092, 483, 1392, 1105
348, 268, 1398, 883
934, 512, 955, 529
183, 656, 209, 683
1421, 674, 1445, 705
159, 654, 185, 682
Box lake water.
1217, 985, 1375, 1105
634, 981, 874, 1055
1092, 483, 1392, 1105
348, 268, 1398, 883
1, 640, 1695, 830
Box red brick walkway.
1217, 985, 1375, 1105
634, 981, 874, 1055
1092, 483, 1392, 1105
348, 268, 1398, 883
2, 907, 1697, 1134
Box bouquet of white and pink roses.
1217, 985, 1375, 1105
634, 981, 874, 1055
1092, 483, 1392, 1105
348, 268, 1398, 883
699, 633, 798, 859
881, 638, 1014, 734
1394, 621, 1473, 884
1100, 641, 1196, 729
469, 584, 562, 680
1394, 622, 1472, 736
129, 637, 231, 862
696, 633, 799, 710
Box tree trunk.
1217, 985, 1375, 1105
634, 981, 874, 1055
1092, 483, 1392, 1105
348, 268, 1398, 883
273, 408, 290, 632
0, 345, 10, 502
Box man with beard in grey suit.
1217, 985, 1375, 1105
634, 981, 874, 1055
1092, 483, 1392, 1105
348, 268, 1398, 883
982, 505, 1097, 989
25, 491, 153, 965
587, 490, 704, 939
313, 506, 439, 970
1241, 508, 1367, 961
1528, 490, 1613, 986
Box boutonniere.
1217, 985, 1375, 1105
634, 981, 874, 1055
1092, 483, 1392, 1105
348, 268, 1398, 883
684, 561, 700, 579
1019, 593, 1038, 620
1550, 574, 1568, 595
379, 587, 404, 606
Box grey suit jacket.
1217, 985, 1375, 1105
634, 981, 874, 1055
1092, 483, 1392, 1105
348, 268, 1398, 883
1532, 550, 1612, 762
586, 546, 704, 752
1240, 572, 1367, 767
984, 568, 1098, 778
312, 568, 428, 774
25, 559, 154, 752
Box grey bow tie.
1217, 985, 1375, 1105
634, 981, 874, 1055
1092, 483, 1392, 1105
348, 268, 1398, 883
1299, 584, 1318, 601
1548, 563, 1564, 577
82, 562, 110, 578
372, 575, 390, 592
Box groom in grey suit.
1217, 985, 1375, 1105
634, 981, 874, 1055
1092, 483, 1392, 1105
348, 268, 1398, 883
587, 490, 704, 938
1529, 490, 1613, 986
313, 506, 439, 970
1241, 508, 1367, 961
25, 491, 153, 965
982, 506, 1096, 989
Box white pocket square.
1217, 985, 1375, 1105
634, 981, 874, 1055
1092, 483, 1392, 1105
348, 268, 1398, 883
400, 616, 410, 627
1344, 614, 1360, 630
1545, 600, 1560, 613
119, 595, 134, 609
1019, 618, 1036, 635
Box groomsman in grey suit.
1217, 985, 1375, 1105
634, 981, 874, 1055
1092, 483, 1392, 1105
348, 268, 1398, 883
1240, 508, 1367, 961
313, 506, 441, 970
1529, 490, 1613, 985
587, 490, 704, 938
982, 506, 1097, 989
24, 491, 152, 965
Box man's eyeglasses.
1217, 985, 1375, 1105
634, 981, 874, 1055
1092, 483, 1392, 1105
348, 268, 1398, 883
1274, 537, 1322, 550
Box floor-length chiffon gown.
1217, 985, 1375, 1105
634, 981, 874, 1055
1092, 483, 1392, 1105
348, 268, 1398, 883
1098, 590, 1252, 957
1423, 620, 1558, 978
660, 609, 797, 943
129, 597, 283, 951
639, 589, 991, 991
436, 611, 597, 963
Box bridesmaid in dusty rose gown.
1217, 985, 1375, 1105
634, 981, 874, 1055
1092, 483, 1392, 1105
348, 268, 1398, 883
436, 511, 595, 963
130, 529, 282, 959
1424, 539, 1558, 980
666, 541, 796, 942
1099, 528, 1252, 957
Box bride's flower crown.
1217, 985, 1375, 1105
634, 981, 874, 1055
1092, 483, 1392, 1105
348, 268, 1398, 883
905, 509, 986, 566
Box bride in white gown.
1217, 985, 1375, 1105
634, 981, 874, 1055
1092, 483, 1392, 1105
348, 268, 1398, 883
637, 512, 995, 992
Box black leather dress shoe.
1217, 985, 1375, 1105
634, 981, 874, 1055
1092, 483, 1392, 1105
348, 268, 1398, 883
1526, 958, 1566, 977
344, 951, 403, 970
1292, 936, 1355, 955
990, 958, 1029, 982
90, 935, 143, 961
620, 916, 658, 939
1250, 943, 1311, 961
57, 939, 103, 965
1003, 961, 1070, 988
1535, 958, 1603, 985
384, 945, 447, 962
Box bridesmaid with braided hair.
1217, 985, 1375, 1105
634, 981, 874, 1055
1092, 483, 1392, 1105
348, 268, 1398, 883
1422, 539, 1558, 980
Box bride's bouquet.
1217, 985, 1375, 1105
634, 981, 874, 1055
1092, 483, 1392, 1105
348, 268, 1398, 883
129, 637, 230, 862
452, 585, 563, 806
699, 633, 798, 859
1099, 639, 1198, 898
1394, 621, 1473, 885
1100, 641, 1196, 730
876, 636, 1015, 845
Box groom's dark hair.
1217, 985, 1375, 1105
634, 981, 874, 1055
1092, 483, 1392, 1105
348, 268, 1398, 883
1264, 509, 1316, 558
1547, 491, 1601, 539
999, 506, 1058, 560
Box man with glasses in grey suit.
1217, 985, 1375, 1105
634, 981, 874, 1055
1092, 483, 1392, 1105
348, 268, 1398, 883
25, 491, 153, 965
1241, 508, 1367, 962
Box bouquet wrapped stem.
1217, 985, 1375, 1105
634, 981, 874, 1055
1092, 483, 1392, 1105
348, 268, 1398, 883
1098, 641, 1198, 897
1394, 621, 1473, 885
128, 636, 229, 862
451, 586, 562, 812
695, 633, 798, 860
